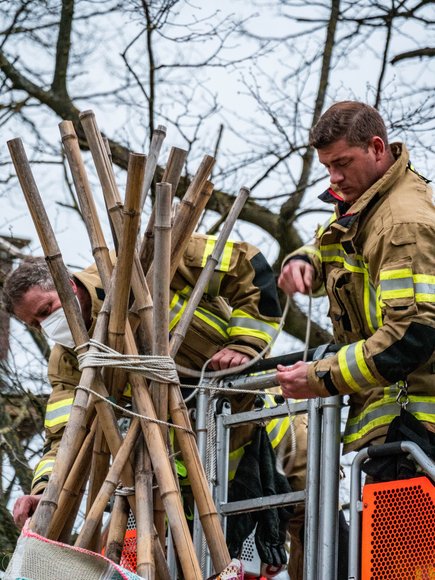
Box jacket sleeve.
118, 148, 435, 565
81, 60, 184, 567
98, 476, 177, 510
31, 344, 80, 494
218, 241, 282, 357
308, 221, 435, 397
282, 216, 336, 296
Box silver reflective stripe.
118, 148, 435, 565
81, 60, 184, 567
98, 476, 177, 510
45, 402, 73, 425
415, 282, 435, 295
228, 316, 276, 335
344, 343, 376, 389
380, 277, 413, 292
169, 295, 184, 322
195, 306, 228, 333
368, 282, 380, 331
207, 272, 224, 297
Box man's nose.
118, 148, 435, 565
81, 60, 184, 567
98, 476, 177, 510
329, 167, 344, 183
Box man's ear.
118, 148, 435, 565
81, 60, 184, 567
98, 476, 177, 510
372, 136, 386, 160
70, 278, 78, 294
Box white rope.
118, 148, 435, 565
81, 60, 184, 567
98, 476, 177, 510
174, 295, 291, 379
74, 384, 194, 435
77, 339, 179, 384
115, 485, 135, 496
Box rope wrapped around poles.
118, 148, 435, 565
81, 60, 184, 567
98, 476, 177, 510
77, 339, 179, 384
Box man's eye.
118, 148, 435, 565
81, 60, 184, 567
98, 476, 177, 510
337, 160, 351, 167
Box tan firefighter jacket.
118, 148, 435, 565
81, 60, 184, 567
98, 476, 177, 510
285, 143, 435, 453
32, 233, 287, 493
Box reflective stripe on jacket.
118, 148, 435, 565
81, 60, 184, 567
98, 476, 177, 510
286, 143, 435, 452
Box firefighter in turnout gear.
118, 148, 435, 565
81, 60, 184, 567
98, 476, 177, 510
277, 100, 435, 457
5, 232, 305, 575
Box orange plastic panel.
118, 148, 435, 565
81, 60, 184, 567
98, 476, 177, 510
119, 528, 137, 572
361, 476, 435, 579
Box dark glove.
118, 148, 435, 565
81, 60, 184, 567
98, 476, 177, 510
254, 508, 288, 567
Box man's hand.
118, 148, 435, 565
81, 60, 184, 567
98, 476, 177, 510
278, 260, 314, 295
13, 494, 41, 529
276, 361, 317, 399
209, 347, 250, 371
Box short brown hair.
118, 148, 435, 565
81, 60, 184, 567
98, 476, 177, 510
309, 101, 389, 150
2, 257, 55, 315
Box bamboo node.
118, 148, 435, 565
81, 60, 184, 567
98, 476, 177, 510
44, 252, 62, 262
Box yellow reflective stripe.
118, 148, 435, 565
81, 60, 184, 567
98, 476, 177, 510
317, 214, 337, 237
170, 290, 230, 336
298, 245, 321, 261
201, 237, 234, 272
45, 397, 74, 428
338, 346, 362, 392
202, 236, 217, 267
32, 459, 55, 482
219, 241, 234, 271
227, 310, 279, 344
194, 308, 229, 338
228, 446, 245, 481
364, 281, 378, 333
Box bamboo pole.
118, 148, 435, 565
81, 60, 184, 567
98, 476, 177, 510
101, 153, 145, 558
135, 435, 155, 579
47, 418, 97, 539
149, 182, 172, 544
139, 124, 167, 211
105, 494, 130, 564
139, 146, 187, 275
86, 424, 109, 550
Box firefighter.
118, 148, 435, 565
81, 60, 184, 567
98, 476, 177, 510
4, 232, 303, 574
277, 101, 435, 463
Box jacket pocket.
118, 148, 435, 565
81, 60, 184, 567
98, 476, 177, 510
379, 257, 418, 317
326, 267, 366, 342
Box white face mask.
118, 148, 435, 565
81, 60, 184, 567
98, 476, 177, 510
40, 307, 75, 349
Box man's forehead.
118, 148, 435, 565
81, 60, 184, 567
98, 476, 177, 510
318, 140, 360, 162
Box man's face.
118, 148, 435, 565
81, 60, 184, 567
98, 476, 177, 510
13, 286, 62, 329
317, 137, 385, 204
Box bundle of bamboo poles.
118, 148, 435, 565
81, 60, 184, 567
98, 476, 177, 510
7, 112, 250, 579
